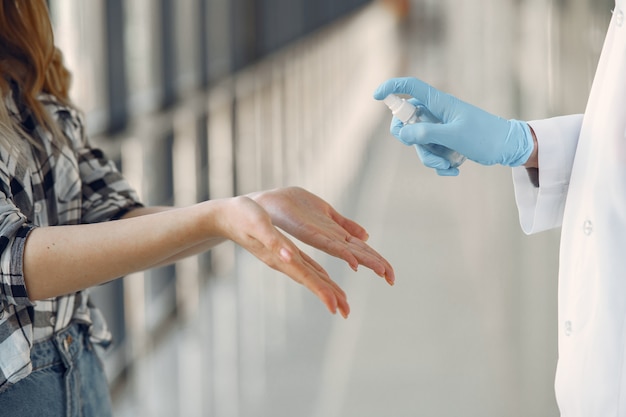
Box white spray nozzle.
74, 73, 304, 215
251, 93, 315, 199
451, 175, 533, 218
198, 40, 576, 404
382, 94, 417, 124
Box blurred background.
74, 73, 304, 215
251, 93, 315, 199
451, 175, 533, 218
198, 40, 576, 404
47, 0, 612, 416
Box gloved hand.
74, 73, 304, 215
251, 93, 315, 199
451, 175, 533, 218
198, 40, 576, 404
373, 77, 534, 176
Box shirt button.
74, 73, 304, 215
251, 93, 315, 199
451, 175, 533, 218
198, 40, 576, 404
564, 320, 573, 336
616, 9, 624, 27
34, 202, 42, 213
583, 220, 593, 235
49, 315, 56, 326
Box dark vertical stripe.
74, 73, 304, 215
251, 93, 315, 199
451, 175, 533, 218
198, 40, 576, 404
160, 0, 177, 108
105, 0, 128, 133
230, 0, 259, 71
198, 0, 210, 88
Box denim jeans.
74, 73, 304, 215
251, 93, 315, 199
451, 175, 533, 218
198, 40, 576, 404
0, 322, 113, 417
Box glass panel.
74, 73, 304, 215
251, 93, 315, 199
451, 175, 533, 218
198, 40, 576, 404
125, 0, 163, 115
205, 0, 233, 80
142, 132, 177, 330
175, 0, 200, 93
49, 0, 108, 133
258, 0, 304, 54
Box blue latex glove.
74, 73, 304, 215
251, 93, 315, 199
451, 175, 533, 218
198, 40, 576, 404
373, 77, 534, 176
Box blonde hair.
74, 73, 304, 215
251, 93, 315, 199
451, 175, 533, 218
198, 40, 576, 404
0, 0, 73, 154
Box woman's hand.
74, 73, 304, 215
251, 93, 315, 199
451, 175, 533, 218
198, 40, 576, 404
248, 187, 395, 286
214, 195, 351, 318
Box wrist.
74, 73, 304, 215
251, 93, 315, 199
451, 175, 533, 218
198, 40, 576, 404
246, 186, 294, 215
500, 120, 536, 167
523, 124, 539, 168
245, 188, 274, 207
195, 199, 229, 237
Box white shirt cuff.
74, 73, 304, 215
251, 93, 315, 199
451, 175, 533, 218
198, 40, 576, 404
512, 115, 583, 234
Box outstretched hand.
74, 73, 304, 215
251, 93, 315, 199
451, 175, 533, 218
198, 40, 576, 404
249, 187, 395, 286
214, 195, 352, 318
215, 187, 395, 317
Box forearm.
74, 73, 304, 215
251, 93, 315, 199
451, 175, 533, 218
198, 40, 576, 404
121, 206, 227, 266
23, 201, 223, 300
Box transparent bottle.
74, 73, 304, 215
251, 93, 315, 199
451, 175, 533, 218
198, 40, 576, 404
383, 94, 466, 168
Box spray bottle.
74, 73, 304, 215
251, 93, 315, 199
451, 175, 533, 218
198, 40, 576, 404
383, 94, 466, 168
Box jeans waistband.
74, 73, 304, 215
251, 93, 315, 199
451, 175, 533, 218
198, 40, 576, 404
0, 321, 112, 417
30, 322, 88, 371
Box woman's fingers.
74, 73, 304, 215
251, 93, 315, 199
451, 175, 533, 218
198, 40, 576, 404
239, 220, 350, 318
329, 209, 370, 242
309, 231, 395, 286
248, 187, 394, 285
276, 245, 350, 318
346, 236, 395, 285
299, 250, 348, 299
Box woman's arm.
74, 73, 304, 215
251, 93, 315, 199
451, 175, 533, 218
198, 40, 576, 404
23, 200, 224, 300
119, 205, 227, 267
121, 188, 395, 283
23, 196, 351, 316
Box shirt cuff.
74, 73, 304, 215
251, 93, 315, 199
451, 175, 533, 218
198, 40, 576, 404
512, 115, 583, 234
1, 224, 37, 308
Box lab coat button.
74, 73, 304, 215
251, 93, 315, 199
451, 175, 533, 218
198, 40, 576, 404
34, 202, 42, 213
617, 9, 624, 27
564, 320, 572, 336
583, 220, 593, 235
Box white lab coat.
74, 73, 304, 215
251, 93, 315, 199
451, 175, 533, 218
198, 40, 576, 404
512, 1, 626, 415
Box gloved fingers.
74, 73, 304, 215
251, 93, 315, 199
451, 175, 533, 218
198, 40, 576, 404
414, 145, 459, 176
413, 144, 451, 170
374, 77, 456, 123
389, 117, 404, 138
435, 167, 460, 176
406, 97, 424, 107
389, 98, 427, 139
400, 122, 460, 150
373, 76, 430, 101
399, 122, 436, 146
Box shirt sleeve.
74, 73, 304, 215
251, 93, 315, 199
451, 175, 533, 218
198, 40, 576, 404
55, 107, 144, 224
512, 114, 583, 234
0, 169, 35, 309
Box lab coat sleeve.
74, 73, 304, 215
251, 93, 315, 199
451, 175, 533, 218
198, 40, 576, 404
511, 114, 583, 234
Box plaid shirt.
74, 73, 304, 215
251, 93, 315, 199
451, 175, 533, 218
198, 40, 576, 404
0, 87, 143, 392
